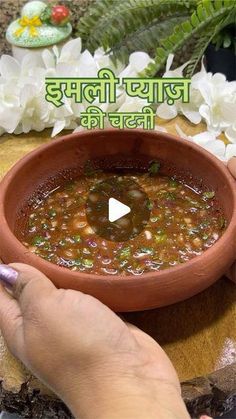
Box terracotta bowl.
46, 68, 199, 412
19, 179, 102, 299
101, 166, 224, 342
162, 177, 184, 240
0, 130, 235, 312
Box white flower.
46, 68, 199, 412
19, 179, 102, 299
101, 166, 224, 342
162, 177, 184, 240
0, 55, 20, 79
0, 37, 155, 137
190, 131, 217, 146
157, 56, 236, 135
203, 139, 226, 161
0, 40, 235, 164
174, 125, 234, 162
157, 102, 178, 119
94, 48, 124, 74
57, 38, 82, 64
197, 73, 236, 133
156, 55, 203, 124
156, 55, 236, 162
225, 124, 236, 144
42, 49, 56, 69
119, 52, 154, 78
118, 96, 148, 112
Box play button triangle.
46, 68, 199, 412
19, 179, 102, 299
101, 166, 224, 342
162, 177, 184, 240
108, 198, 131, 223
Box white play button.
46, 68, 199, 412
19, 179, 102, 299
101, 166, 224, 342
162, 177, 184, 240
108, 198, 131, 223
86, 176, 150, 241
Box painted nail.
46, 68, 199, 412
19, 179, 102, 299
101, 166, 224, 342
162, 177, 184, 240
0, 265, 18, 287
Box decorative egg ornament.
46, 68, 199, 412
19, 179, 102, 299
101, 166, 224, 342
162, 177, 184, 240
6, 1, 72, 62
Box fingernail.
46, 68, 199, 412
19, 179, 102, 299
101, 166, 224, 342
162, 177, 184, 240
0, 265, 18, 287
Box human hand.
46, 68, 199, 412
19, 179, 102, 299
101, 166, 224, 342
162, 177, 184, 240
227, 157, 236, 283
0, 263, 189, 419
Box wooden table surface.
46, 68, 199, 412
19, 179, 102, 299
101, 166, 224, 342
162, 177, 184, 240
0, 117, 235, 417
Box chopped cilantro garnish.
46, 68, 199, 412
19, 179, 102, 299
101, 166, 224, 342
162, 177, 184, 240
203, 191, 215, 200
148, 160, 161, 176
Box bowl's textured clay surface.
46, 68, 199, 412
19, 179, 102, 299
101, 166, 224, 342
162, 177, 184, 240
0, 129, 235, 311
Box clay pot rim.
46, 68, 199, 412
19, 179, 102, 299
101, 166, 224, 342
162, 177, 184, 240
0, 129, 235, 285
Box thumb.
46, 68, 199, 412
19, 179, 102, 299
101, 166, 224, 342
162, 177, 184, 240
0, 264, 55, 358
0, 263, 56, 311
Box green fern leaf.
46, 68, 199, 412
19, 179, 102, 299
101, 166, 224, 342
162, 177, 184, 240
109, 16, 187, 64
111, 14, 187, 63
182, 21, 192, 32
142, 1, 235, 77
191, 12, 200, 27
215, 1, 223, 11
77, 0, 196, 52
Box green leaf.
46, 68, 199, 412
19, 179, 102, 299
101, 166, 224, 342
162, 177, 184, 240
215, 1, 223, 11
202, 0, 214, 15
169, 178, 179, 187
32, 236, 45, 246
73, 235, 81, 243
191, 12, 200, 26
49, 209, 57, 218
219, 216, 226, 229
148, 160, 161, 175
138, 246, 155, 255
197, 4, 207, 20
82, 259, 94, 268
40, 5, 52, 24
77, 0, 196, 54
77, 0, 235, 76
182, 21, 192, 32
156, 47, 166, 58
203, 191, 215, 199
143, 0, 235, 77
154, 233, 167, 244
119, 246, 131, 260
165, 192, 176, 201
147, 199, 154, 210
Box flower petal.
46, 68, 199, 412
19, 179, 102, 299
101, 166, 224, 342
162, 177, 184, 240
51, 120, 66, 137
174, 124, 189, 140
156, 103, 177, 119
181, 105, 202, 124
129, 52, 153, 72
0, 55, 20, 79
191, 131, 217, 145
225, 144, 236, 161
42, 49, 56, 69
77, 51, 98, 76
165, 54, 174, 72
0, 105, 22, 132
58, 38, 82, 63
225, 125, 236, 144
203, 140, 226, 160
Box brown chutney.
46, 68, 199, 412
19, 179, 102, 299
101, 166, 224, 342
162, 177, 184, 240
22, 166, 226, 276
